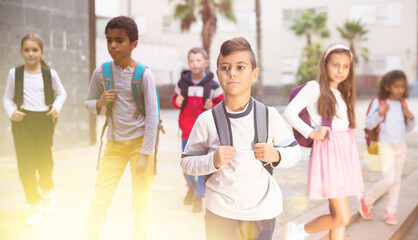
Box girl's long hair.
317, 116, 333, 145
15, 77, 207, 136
21, 33, 49, 68
317, 48, 356, 129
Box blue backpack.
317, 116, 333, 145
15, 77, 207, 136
97, 61, 165, 174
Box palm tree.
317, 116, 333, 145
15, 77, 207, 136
171, 0, 235, 61
337, 19, 369, 63
289, 11, 330, 45
254, 0, 263, 100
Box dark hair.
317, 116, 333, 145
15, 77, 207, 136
317, 47, 356, 128
217, 37, 257, 70
188, 47, 208, 59
21, 33, 49, 67
378, 70, 408, 99
105, 16, 138, 42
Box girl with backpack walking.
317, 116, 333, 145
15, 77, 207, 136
283, 44, 364, 240
3, 33, 67, 226
358, 70, 415, 226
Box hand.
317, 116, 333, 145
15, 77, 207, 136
46, 107, 58, 119
254, 143, 280, 163
378, 103, 389, 116
135, 154, 149, 174
204, 99, 213, 109
402, 107, 415, 120
308, 126, 331, 141
213, 146, 236, 169
11, 110, 26, 122
97, 89, 117, 108
175, 95, 185, 108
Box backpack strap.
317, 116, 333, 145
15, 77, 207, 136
42, 66, 54, 109
179, 79, 190, 114
132, 63, 148, 117
253, 99, 273, 175
14, 65, 25, 110
212, 101, 233, 146
211, 99, 272, 174
202, 78, 212, 105
102, 61, 114, 116
400, 99, 408, 125
14, 65, 54, 110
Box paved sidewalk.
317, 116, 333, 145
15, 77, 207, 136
0, 98, 417, 240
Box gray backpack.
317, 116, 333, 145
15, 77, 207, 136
211, 99, 273, 175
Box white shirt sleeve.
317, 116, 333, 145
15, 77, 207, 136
3, 68, 17, 119
269, 107, 301, 168
283, 81, 320, 139
51, 69, 67, 113
365, 98, 384, 130
180, 112, 219, 175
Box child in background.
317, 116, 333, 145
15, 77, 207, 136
358, 70, 415, 225
171, 47, 224, 212
3, 33, 67, 226
181, 37, 301, 240
83, 16, 159, 240
283, 44, 364, 239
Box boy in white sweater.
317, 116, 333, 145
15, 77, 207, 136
180, 37, 301, 240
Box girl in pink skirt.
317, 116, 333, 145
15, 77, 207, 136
283, 44, 364, 240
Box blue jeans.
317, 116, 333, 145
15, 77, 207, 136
182, 138, 205, 198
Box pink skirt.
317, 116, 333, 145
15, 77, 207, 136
308, 129, 364, 199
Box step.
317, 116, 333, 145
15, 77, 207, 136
344, 168, 418, 240
273, 168, 418, 240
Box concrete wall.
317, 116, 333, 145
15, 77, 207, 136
0, 0, 91, 156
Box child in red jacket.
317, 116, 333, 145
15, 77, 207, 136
171, 47, 224, 212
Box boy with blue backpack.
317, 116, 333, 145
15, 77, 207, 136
180, 37, 301, 240
82, 16, 159, 240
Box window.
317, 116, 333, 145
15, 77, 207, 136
349, 2, 402, 25
281, 57, 300, 84
357, 55, 401, 75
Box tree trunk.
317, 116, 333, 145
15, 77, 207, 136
201, 0, 217, 67
307, 33, 312, 46
350, 41, 358, 64
255, 0, 263, 100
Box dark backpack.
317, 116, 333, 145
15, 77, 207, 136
288, 84, 332, 147
211, 99, 273, 175
97, 62, 165, 174
179, 74, 213, 114
14, 65, 55, 110
364, 98, 407, 155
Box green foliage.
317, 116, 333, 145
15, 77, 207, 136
296, 43, 324, 85
170, 0, 235, 32
336, 19, 369, 62
289, 11, 330, 45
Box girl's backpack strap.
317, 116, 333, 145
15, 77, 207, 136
14, 65, 25, 110
400, 99, 408, 124
14, 65, 54, 110
41, 66, 54, 109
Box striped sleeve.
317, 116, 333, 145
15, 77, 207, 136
180, 111, 219, 175
269, 107, 301, 168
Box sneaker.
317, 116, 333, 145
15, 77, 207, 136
385, 214, 397, 226
25, 204, 43, 226
41, 189, 54, 215
183, 189, 194, 205
357, 195, 371, 220
283, 222, 306, 240
192, 196, 203, 213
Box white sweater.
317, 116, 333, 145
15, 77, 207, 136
180, 99, 301, 220
365, 98, 415, 144
283, 81, 349, 138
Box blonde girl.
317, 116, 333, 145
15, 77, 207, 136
3, 33, 67, 226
